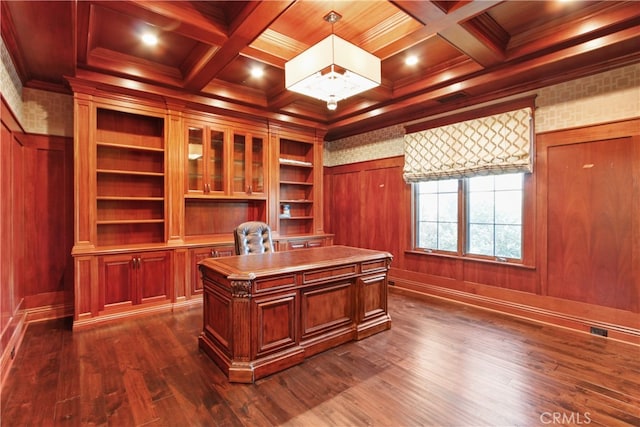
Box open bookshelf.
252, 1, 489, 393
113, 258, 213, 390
95, 108, 165, 246
278, 137, 315, 235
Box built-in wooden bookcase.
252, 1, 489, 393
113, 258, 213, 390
278, 137, 316, 235
95, 108, 165, 246
69, 82, 329, 328
183, 114, 268, 240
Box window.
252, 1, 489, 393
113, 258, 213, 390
415, 173, 525, 261
416, 179, 458, 251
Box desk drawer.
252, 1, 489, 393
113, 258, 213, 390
303, 264, 357, 284
362, 259, 388, 272
254, 275, 296, 293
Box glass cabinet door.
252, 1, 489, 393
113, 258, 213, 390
251, 136, 264, 193
209, 130, 224, 192
233, 133, 246, 193
232, 132, 265, 195
187, 127, 204, 192
187, 124, 264, 197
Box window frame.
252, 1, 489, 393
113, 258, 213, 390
411, 172, 535, 268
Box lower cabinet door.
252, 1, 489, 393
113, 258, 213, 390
99, 253, 136, 310
138, 251, 172, 304
98, 250, 171, 310
191, 248, 213, 295
190, 245, 235, 296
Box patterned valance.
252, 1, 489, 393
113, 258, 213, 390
403, 107, 533, 182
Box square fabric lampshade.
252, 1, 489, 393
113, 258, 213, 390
285, 34, 381, 110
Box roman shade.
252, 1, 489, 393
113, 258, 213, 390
403, 107, 533, 182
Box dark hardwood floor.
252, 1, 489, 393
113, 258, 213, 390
2, 290, 639, 426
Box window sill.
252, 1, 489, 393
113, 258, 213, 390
404, 249, 536, 270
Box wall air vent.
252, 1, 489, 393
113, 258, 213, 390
436, 92, 468, 104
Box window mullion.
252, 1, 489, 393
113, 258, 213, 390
458, 178, 466, 256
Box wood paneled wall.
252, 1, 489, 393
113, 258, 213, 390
1, 99, 73, 384
20, 133, 74, 311
1, 106, 25, 384
324, 118, 640, 344
324, 157, 407, 260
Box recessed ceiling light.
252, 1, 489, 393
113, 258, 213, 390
250, 67, 264, 78
141, 33, 158, 46
405, 55, 418, 66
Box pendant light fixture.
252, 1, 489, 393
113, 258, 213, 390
284, 11, 381, 111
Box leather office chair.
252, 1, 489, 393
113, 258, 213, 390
233, 221, 274, 255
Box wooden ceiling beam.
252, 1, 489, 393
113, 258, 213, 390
240, 46, 287, 70
184, 1, 295, 91
89, 0, 228, 46
381, 0, 501, 59
507, 2, 640, 58
86, 47, 184, 88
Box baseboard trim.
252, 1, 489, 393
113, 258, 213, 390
0, 309, 27, 389
390, 276, 640, 346
25, 303, 74, 324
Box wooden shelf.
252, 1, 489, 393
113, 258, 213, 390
184, 194, 267, 201
96, 140, 164, 153
279, 158, 313, 167
97, 169, 164, 177
279, 216, 313, 220
97, 219, 165, 225
97, 196, 164, 201
280, 180, 313, 186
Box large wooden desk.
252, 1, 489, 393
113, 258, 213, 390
198, 245, 392, 383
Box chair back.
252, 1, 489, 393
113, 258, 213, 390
233, 221, 274, 255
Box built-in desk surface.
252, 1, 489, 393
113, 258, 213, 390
198, 245, 392, 383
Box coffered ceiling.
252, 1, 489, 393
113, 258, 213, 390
2, 1, 639, 140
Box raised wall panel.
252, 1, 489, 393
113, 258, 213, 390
330, 171, 361, 247
21, 135, 73, 305
362, 166, 405, 257
546, 136, 638, 312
